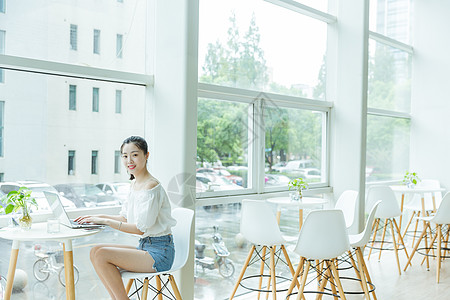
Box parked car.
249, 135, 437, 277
96, 182, 130, 203
276, 159, 314, 173
0, 181, 76, 212
270, 162, 287, 172
196, 174, 243, 192
265, 174, 291, 186
297, 168, 322, 180
54, 183, 120, 208
197, 168, 243, 187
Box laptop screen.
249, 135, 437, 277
44, 191, 72, 227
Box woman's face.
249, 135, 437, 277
121, 143, 149, 177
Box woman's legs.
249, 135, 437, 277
90, 244, 157, 300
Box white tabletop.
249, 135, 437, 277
266, 196, 327, 208
0, 222, 102, 242
390, 185, 445, 194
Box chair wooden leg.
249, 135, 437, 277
168, 275, 182, 300
437, 225, 442, 283
156, 275, 163, 300
258, 246, 267, 300
378, 219, 388, 261
286, 257, 305, 300
326, 261, 339, 300
393, 219, 411, 268
348, 250, 366, 294
230, 245, 256, 300
282, 245, 298, 288
360, 250, 377, 300
420, 224, 438, 267
269, 246, 277, 300
412, 212, 420, 246
316, 261, 331, 300
329, 258, 347, 300
296, 261, 311, 300
389, 219, 401, 275
368, 219, 380, 260
125, 279, 134, 294
404, 224, 428, 271
141, 278, 149, 300
355, 248, 371, 300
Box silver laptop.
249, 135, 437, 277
44, 191, 104, 229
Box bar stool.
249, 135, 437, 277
404, 192, 450, 283
286, 209, 350, 300
229, 199, 296, 300
366, 186, 411, 275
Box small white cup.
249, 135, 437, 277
47, 218, 60, 234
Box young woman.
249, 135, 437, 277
75, 136, 176, 300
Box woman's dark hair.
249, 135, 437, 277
121, 136, 148, 180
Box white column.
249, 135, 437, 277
329, 0, 369, 233
147, 0, 198, 299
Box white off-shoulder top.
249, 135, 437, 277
119, 183, 177, 237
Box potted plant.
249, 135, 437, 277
0, 187, 37, 230
288, 177, 309, 201
402, 171, 421, 188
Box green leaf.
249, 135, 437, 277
5, 204, 14, 214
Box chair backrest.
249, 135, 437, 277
171, 207, 194, 270
366, 185, 401, 219
418, 179, 443, 209
240, 199, 285, 246
335, 190, 358, 228
432, 192, 450, 225
294, 209, 350, 260
359, 200, 382, 245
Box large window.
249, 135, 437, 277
69, 85, 77, 110
0, 101, 4, 157
367, 0, 413, 183
92, 87, 100, 112
91, 150, 98, 175
115, 90, 122, 113
0, 0, 5, 13
0, 30, 5, 83
116, 34, 123, 58
114, 150, 121, 174
198, 0, 329, 99
68, 150, 76, 175
93, 29, 101, 54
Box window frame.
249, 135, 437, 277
114, 150, 121, 174
92, 87, 100, 112
0, 30, 5, 83
116, 34, 123, 58
69, 84, 76, 110
91, 150, 98, 175
68, 150, 76, 175
115, 90, 122, 113
93, 29, 101, 54
0, 101, 4, 157
70, 24, 78, 51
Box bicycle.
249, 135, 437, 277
33, 244, 80, 286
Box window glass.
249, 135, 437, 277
197, 98, 249, 192
199, 0, 328, 99
369, 0, 412, 44
3, 2, 146, 73
69, 85, 77, 110
366, 114, 410, 182
0, 30, 5, 83
0, 0, 5, 13
93, 29, 101, 54
114, 150, 121, 173
264, 104, 326, 187
92, 150, 98, 174
0, 70, 145, 213
116, 34, 123, 58
70, 24, 78, 50
93, 87, 99, 112
115, 90, 122, 113
368, 39, 411, 113
293, 0, 328, 12
0, 101, 4, 157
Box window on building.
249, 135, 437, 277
92, 87, 99, 112
0, 0, 5, 13
0, 173, 3, 182
0, 30, 5, 83
69, 85, 76, 110
117, 0, 123, 2
116, 34, 123, 58
91, 150, 98, 175
115, 90, 122, 113
0, 101, 4, 157
93, 29, 101, 54
68, 150, 75, 175
114, 150, 120, 173
70, 24, 78, 50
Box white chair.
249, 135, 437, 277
347, 200, 381, 300
366, 186, 411, 275
402, 179, 443, 245
121, 207, 194, 300
229, 199, 296, 300
404, 192, 450, 283
286, 209, 350, 300
335, 190, 359, 229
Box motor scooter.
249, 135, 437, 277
195, 225, 235, 278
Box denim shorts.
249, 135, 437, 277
137, 234, 175, 272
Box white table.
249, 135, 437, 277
0, 222, 102, 300
390, 185, 445, 229
266, 196, 327, 230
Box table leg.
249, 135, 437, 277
4, 240, 20, 300
63, 240, 75, 300
299, 209, 303, 231
399, 193, 405, 230
276, 210, 281, 225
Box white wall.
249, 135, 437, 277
410, 0, 450, 190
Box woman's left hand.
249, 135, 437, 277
78, 216, 108, 226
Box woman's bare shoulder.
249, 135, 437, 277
144, 178, 160, 191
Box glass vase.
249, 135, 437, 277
18, 206, 33, 230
